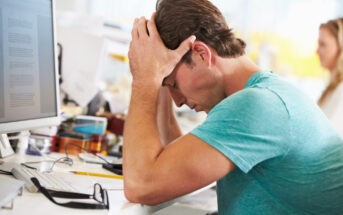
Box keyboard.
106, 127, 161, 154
11, 166, 79, 193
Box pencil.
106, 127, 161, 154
71, 171, 123, 180
109, 53, 129, 63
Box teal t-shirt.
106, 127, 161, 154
190, 71, 343, 214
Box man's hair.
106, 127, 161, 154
155, 0, 246, 64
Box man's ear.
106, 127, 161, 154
191, 41, 212, 67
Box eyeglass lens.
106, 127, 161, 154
94, 184, 103, 203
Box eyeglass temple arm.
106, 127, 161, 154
31, 177, 109, 209
48, 190, 92, 199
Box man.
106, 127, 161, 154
123, 0, 343, 214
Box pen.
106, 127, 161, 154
71, 171, 123, 180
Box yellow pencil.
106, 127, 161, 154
71, 171, 123, 180
109, 53, 129, 63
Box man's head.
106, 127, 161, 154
155, 0, 246, 113
155, 0, 246, 64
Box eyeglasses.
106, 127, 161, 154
31, 177, 109, 210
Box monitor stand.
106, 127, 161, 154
0, 134, 14, 158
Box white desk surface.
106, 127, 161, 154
0, 153, 214, 215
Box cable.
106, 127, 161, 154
21, 158, 73, 173
46, 156, 73, 173
64, 142, 111, 165
21, 142, 112, 173
0, 170, 12, 175
21, 139, 72, 173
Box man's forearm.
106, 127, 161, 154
123, 81, 163, 184
157, 88, 183, 146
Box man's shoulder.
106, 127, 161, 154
206, 86, 290, 126
212, 87, 284, 113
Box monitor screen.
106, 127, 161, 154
0, 0, 58, 125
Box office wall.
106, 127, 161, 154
55, 0, 343, 101
55, 0, 90, 14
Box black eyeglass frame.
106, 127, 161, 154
31, 177, 109, 210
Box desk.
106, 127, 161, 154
1, 153, 214, 215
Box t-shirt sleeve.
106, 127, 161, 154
190, 88, 291, 173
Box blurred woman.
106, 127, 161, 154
317, 18, 343, 137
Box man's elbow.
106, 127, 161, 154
124, 179, 164, 206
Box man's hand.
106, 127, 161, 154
128, 13, 196, 85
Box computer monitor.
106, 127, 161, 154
0, 0, 60, 157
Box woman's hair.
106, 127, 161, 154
155, 0, 246, 64
318, 18, 343, 106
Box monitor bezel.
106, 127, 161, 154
0, 0, 60, 134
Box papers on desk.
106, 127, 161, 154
0, 175, 24, 209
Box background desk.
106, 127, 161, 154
1, 153, 214, 215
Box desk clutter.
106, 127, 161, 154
7, 114, 124, 158
0, 154, 123, 211
0, 114, 125, 211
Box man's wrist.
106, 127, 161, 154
131, 78, 162, 91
